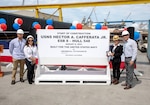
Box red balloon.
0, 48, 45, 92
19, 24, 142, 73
46, 25, 54, 29
0, 23, 7, 31
17, 18, 23, 25
0, 24, 2, 31
34, 24, 41, 29
76, 23, 82, 29
101, 26, 108, 30
14, 18, 23, 26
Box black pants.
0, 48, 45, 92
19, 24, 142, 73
112, 61, 121, 80
25, 59, 35, 83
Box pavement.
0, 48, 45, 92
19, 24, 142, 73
0, 50, 150, 105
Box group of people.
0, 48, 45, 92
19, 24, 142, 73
9, 29, 38, 85
9, 29, 137, 89
108, 30, 137, 90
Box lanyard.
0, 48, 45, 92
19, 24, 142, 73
18, 40, 23, 51
29, 46, 33, 56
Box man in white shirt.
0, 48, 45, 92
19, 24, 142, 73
121, 30, 137, 90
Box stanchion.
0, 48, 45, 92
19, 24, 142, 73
120, 65, 139, 81
0, 45, 4, 77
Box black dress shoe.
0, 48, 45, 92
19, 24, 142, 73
20, 78, 24, 82
29, 82, 32, 84
11, 80, 15, 85
124, 85, 132, 90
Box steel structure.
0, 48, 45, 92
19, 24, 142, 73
0, 0, 150, 21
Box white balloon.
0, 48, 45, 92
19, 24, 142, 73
14, 18, 18, 23
72, 21, 79, 27
45, 25, 49, 29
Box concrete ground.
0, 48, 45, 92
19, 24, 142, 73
0, 50, 150, 105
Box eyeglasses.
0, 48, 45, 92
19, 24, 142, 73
123, 34, 128, 36
18, 34, 23, 35
28, 40, 33, 42
113, 40, 119, 41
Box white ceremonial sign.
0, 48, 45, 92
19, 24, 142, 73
37, 29, 110, 65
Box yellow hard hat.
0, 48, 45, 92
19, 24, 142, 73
113, 35, 119, 41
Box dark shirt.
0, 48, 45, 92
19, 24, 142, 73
110, 44, 123, 63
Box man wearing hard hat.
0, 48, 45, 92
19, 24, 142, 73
9, 29, 26, 85
121, 30, 137, 90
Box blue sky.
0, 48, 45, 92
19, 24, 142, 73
0, 0, 150, 24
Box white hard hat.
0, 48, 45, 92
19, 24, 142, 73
16, 29, 24, 34
26, 35, 34, 40
122, 30, 129, 36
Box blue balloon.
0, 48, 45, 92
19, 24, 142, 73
134, 31, 140, 41
13, 23, 20, 30
32, 22, 39, 28
46, 19, 53, 25
0, 18, 6, 24
70, 26, 76, 29
95, 23, 102, 29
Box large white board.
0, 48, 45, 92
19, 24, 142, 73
37, 29, 110, 65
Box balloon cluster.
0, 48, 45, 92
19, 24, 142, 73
70, 21, 82, 29
13, 18, 23, 30
95, 23, 108, 30
45, 19, 54, 29
32, 21, 41, 30
0, 18, 7, 31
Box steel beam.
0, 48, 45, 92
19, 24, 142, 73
0, 0, 150, 10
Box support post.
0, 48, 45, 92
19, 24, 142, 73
35, 8, 39, 18
58, 8, 63, 22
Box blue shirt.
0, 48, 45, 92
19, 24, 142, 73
123, 38, 137, 61
9, 38, 26, 59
